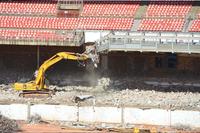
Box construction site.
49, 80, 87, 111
0, 0, 200, 132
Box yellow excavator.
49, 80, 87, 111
14, 46, 99, 97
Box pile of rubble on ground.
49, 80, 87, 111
0, 76, 200, 111
0, 114, 19, 133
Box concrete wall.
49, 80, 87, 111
0, 104, 199, 128
0, 104, 28, 120
79, 106, 121, 123
124, 108, 170, 126
31, 105, 77, 121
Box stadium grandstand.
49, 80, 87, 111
1, 1, 200, 131
0, 0, 200, 82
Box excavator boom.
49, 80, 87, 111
14, 47, 98, 97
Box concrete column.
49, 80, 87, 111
37, 45, 40, 69
101, 54, 108, 72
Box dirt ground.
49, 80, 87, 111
18, 123, 104, 133
16, 121, 200, 133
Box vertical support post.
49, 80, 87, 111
27, 102, 31, 122
109, 37, 111, 50
159, 32, 161, 44
140, 39, 142, 52
76, 102, 80, 123
124, 37, 126, 52
100, 31, 102, 45
101, 54, 108, 73
188, 42, 190, 54
169, 105, 172, 127
156, 42, 158, 53
121, 105, 125, 128
192, 33, 194, 45
37, 45, 40, 69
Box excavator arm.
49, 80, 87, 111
14, 51, 97, 92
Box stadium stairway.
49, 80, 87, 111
183, 3, 200, 32
183, 18, 191, 32
131, 1, 148, 32
185, 19, 194, 32
131, 19, 141, 31
134, 2, 148, 19
189, 3, 200, 19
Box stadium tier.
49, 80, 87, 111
146, 1, 192, 18
0, 16, 133, 30
138, 19, 185, 32
0, 1, 199, 33
81, 1, 140, 17
0, 16, 78, 30
0, 1, 57, 15
0, 29, 74, 41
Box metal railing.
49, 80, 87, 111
97, 31, 200, 54
0, 31, 85, 47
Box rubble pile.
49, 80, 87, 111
0, 114, 19, 133
0, 76, 200, 110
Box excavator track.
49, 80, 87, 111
19, 90, 55, 98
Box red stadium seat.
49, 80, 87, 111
146, 1, 192, 18
0, 16, 78, 30
81, 1, 140, 17
0, 1, 57, 15
189, 20, 200, 32
78, 18, 133, 30
0, 16, 133, 31
138, 19, 185, 32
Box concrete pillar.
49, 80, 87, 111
101, 54, 108, 72
37, 45, 40, 69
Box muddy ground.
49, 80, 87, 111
0, 72, 200, 111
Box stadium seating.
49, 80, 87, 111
0, 1, 57, 15
0, 16, 133, 30
146, 1, 192, 18
189, 20, 200, 32
0, 16, 78, 30
78, 18, 133, 30
138, 19, 185, 32
81, 1, 140, 17
0, 1, 198, 33
0, 29, 74, 41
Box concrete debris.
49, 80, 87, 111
0, 77, 200, 110
97, 77, 110, 89
0, 114, 19, 133
71, 122, 88, 128
172, 124, 192, 131
73, 95, 94, 103
27, 114, 42, 124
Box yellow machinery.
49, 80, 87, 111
14, 48, 98, 97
